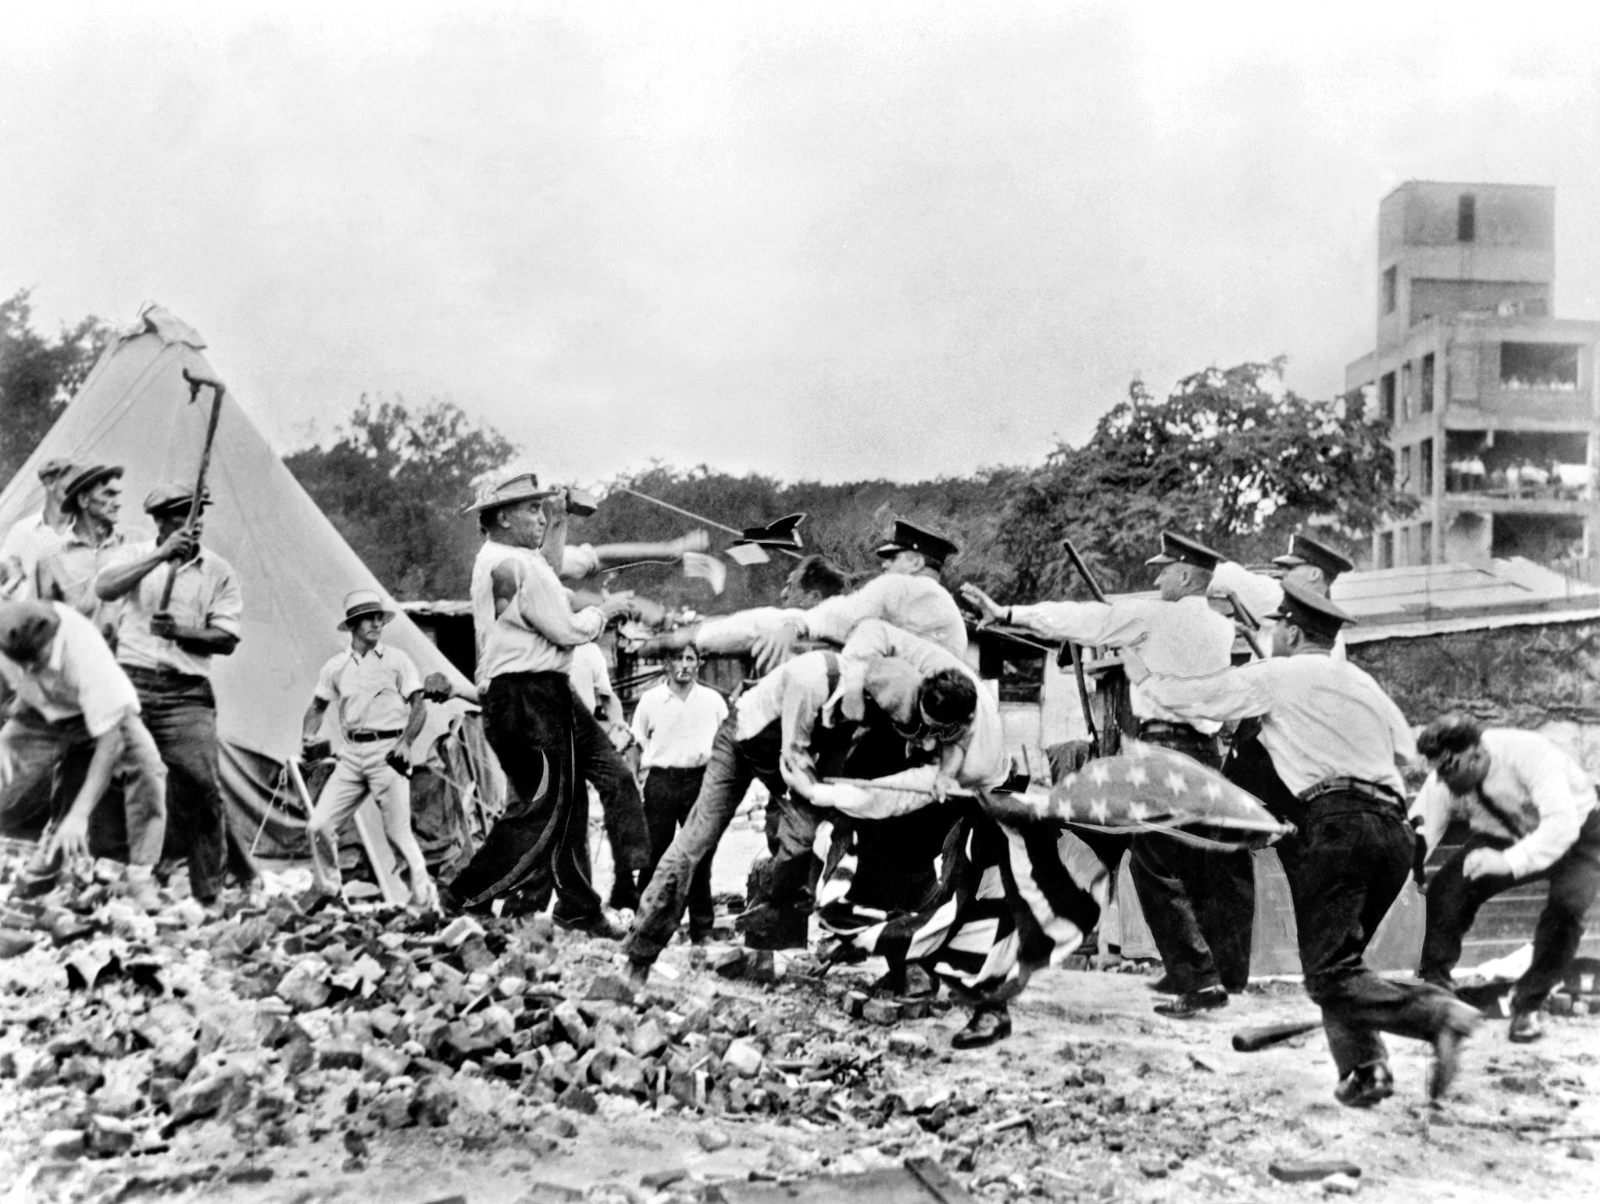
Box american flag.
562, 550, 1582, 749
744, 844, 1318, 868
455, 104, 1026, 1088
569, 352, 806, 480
1045, 739, 1292, 847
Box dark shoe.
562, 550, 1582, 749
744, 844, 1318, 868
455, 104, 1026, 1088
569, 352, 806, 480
1147, 973, 1184, 995
1429, 999, 1483, 1100
735, 903, 809, 951
555, 907, 628, 941
1154, 987, 1229, 1019
951, 1007, 1012, 1050
1334, 1062, 1395, 1108
625, 959, 651, 988
1508, 1009, 1544, 1044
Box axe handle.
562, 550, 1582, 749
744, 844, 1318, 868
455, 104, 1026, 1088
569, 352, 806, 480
1231, 1019, 1322, 1052
156, 377, 226, 613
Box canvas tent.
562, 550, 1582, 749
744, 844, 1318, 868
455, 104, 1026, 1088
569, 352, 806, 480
0, 305, 501, 875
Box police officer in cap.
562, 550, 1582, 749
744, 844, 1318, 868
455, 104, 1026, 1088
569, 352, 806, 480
964, 531, 1251, 1016
1129, 583, 1482, 1106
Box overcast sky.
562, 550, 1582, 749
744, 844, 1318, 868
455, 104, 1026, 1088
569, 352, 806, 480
5, 2, 1599, 486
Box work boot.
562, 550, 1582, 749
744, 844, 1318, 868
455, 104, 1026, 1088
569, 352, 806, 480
1333, 1062, 1395, 1108
1147, 973, 1184, 995
1154, 986, 1228, 1019
951, 1005, 1012, 1050
1508, 1009, 1544, 1044
117, 866, 164, 914
1429, 998, 1483, 1100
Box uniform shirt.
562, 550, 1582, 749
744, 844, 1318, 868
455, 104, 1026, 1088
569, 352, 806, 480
1010, 595, 1235, 734
821, 619, 1010, 818
106, 543, 243, 679
1411, 729, 1596, 878
40, 526, 125, 633
1137, 651, 1415, 797
471, 539, 605, 688
631, 680, 728, 769
0, 513, 66, 602
800, 573, 968, 660
0, 603, 141, 737
1210, 561, 1346, 661
694, 607, 809, 655
314, 643, 422, 735
566, 641, 614, 714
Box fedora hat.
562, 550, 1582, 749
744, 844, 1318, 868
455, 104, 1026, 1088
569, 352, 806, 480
338, 588, 396, 631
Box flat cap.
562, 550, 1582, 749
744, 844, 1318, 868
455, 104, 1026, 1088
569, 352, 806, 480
1144, 530, 1223, 571
144, 483, 212, 515
1273, 533, 1354, 582
1268, 580, 1355, 640
37, 457, 75, 484
876, 519, 959, 567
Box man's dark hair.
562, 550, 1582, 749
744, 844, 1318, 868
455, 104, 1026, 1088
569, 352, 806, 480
919, 668, 978, 728
796, 554, 851, 599
1416, 713, 1484, 759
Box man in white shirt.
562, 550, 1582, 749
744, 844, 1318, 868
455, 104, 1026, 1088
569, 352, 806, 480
750, 520, 967, 672
300, 590, 435, 910
0, 600, 168, 910
96, 483, 254, 906
442, 474, 633, 930
1413, 716, 1600, 1043
963, 531, 1252, 1015
0, 457, 75, 602
37, 464, 128, 642
1130, 584, 1481, 1106
629, 645, 728, 941
635, 555, 853, 659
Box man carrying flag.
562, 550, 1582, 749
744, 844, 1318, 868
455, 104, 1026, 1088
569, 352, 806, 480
1127, 583, 1482, 1107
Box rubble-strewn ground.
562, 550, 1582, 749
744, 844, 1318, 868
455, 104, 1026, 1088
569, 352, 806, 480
4, 841, 1600, 1204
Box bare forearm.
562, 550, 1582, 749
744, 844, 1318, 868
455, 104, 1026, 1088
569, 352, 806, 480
68, 727, 124, 823
302, 700, 329, 743
95, 555, 165, 601
400, 693, 428, 746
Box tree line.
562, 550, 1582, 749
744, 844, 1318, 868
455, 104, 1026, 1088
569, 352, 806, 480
1, 289, 1413, 611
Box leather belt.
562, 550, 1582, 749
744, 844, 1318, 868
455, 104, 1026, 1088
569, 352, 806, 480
1138, 720, 1204, 739
347, 728, 404, 743
1299, 776, 1404, 809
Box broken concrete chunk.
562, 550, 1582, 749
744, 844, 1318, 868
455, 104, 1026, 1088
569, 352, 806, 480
722, 1039, 763, 1078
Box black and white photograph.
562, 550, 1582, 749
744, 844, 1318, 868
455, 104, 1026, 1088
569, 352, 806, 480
3, 3, 1600, 1202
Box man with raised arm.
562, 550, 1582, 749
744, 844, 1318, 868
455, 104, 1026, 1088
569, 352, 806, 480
962, 531, 1249, 1017
1128, 584, 1482, 1106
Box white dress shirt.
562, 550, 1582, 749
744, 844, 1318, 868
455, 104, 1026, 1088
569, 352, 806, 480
566, 641, 613, 714
631, 681, 728, 769
108, 544, 243, 679
801, 573, 968, 659
0, 513, 66, 602
0, 604, 141, 737
1137, 651, 1415, 797
314, 643, 422, 734
1411, 729, 1596, 878
1009, 595, 1236, 734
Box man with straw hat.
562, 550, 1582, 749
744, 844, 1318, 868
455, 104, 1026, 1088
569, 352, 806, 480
441, 473, 634, 932
299, 589, 436, 911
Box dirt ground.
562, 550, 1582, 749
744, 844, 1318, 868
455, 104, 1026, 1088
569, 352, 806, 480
4, 823, 1600, 1204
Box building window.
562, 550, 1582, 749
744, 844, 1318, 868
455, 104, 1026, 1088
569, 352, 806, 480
1401, 361, 1413, 422
1458, 193, 1476, 242
1420, 438, 1434, 496
1420, 521, 1434, 565
1400, 445, 1414, 494
1380, 372, 1397, 424
1500, 341, 1580, 391
1379, 531, 1395, 569
1382, 265, 1397, 315
1421, 352, 1435, 413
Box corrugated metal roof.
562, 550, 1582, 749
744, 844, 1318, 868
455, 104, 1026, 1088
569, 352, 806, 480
1333, 557, 1600, 637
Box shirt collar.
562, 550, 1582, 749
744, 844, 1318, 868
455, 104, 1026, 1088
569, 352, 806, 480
63, 526, 123, 551
349, 643, 386, 661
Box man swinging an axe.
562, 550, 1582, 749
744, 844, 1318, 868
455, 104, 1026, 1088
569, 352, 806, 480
95, 368, 259, 907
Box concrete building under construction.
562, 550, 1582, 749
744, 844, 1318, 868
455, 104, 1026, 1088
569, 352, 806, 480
1346, 181, 1600, 570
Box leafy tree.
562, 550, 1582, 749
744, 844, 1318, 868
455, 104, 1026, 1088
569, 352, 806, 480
284, 396, 519, 599
0, 289, 111, 485
993, 360, 1414, 599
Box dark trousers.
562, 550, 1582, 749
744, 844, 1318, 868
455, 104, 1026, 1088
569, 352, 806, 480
1278, 793, 1460, 1076
578, 722, 650, 910
446, 671, 601, 922
624, 715, 783, 965
125, 668, 256, 899
1418, 808, 1600, 1013
638, 765, 713, 938
1127, 726, 1254, 992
